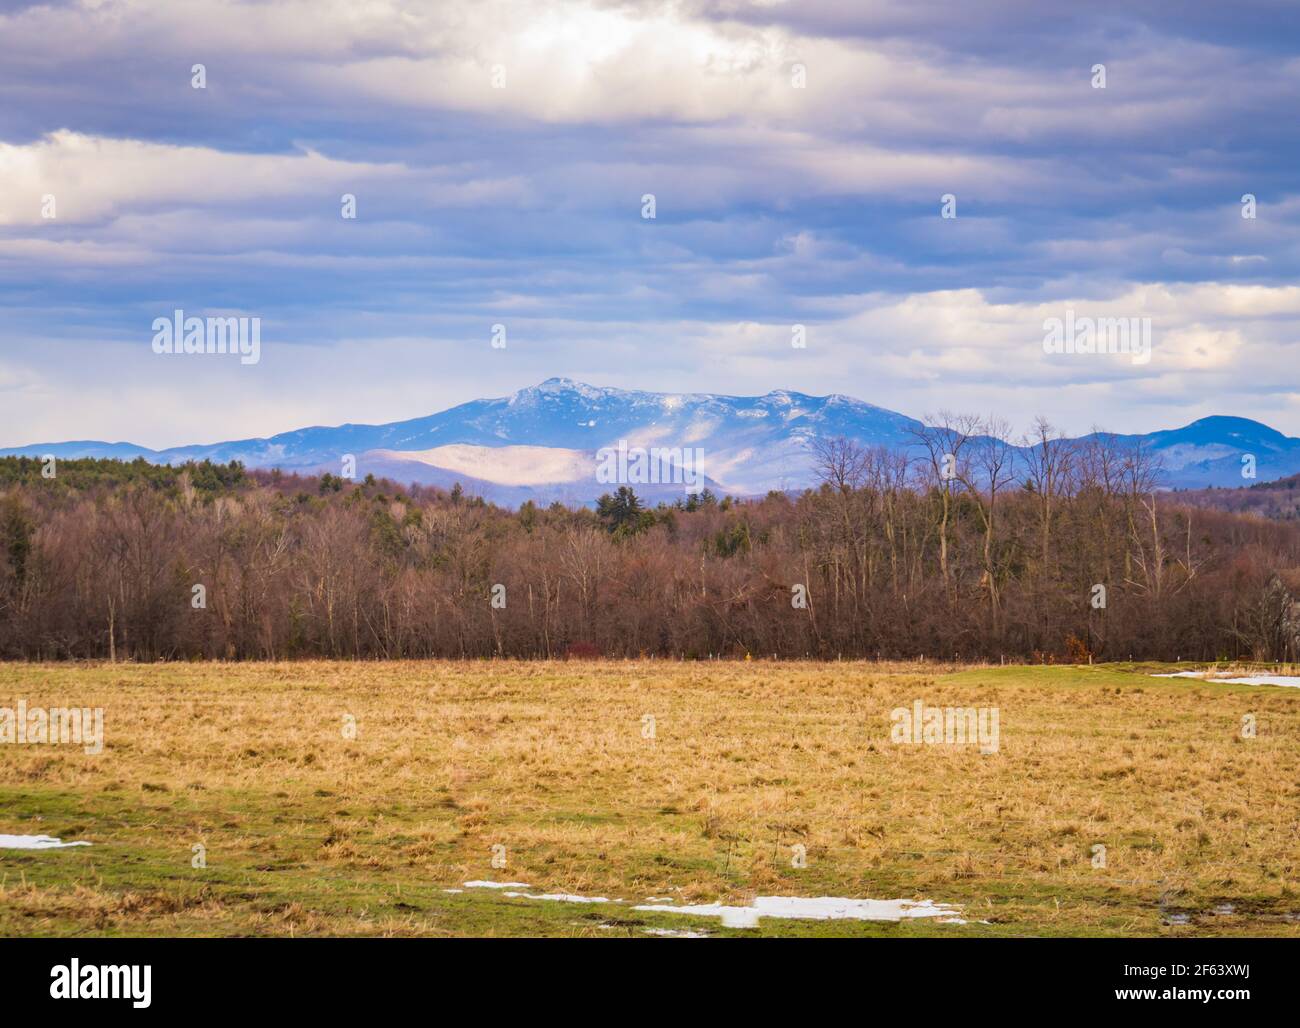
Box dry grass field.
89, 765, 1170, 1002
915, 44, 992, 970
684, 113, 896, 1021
1, 660, 1297, 937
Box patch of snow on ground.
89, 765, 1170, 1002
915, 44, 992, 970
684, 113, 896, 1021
644, 927, 708, 938
633, 896, 965, 928
503, 891, 612, 904
1152, 671, 1300, 688
463, 880, 531, 889
0, 834, 91, 850
460, 882, 968, 928
463, 882, 614, 904
1210, 675, 1300, 688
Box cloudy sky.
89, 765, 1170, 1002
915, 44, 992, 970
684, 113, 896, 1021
2, 0, 1298, 448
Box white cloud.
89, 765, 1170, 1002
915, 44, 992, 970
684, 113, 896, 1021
0, 130, 407, 226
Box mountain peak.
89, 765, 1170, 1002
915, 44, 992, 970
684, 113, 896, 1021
6, 382, 1300, 497
527, 377, 611, 397
506, 378, 614, 406
1166, 415, 1288, 446
1183, 414, 1280, 432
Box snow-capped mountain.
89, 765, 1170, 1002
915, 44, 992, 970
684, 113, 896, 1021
5, 379, 1299, 502
1079, 416, 1300, 489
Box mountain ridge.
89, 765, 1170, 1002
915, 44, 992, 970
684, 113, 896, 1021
6, 379, 1299, 503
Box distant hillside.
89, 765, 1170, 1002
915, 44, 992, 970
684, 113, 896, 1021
6, 379, 1300, 502
1175, 473, 1300, 521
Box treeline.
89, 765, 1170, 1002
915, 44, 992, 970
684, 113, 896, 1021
1, 421, 1299, 662
0, 454, 248, 493
1176, 474, 1300, 521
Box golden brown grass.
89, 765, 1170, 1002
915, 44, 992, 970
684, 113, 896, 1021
0, 660, 1296, 936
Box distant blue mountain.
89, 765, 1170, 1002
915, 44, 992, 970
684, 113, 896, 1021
4, 379, 1298, 501
1079, 416, 1300, 488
